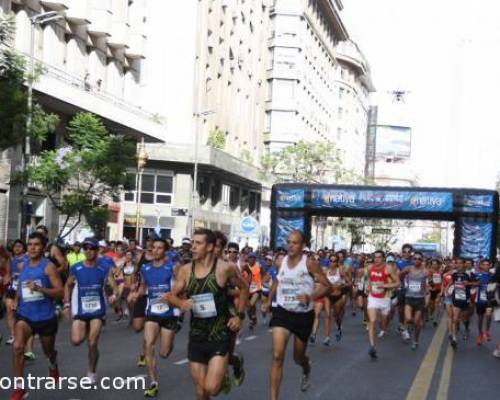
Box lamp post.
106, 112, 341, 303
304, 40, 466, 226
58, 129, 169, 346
189, 110, 215, 237
20, 11, 64, 240
135, 138, 148, 243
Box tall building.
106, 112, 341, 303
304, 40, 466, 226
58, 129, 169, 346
0, 0, 165, 242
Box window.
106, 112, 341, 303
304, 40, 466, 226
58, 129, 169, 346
124, 173, 173, 204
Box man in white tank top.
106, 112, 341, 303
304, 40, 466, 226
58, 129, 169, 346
262, 231, 332, 400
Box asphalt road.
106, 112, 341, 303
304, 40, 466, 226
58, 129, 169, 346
1, 306, 499, 400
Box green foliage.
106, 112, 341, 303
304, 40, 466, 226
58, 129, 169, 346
240, 149, 253, 164
27, 113, 136, 238
0, 14, 59, 150
207, 128, 226, 150
85, 206, 109, 239
262, 140, 361, 184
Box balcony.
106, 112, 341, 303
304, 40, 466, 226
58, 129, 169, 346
64, 0, 91, 25
108, 21, 130, 48
87, 8, 112, 37
126, 32, 146, 59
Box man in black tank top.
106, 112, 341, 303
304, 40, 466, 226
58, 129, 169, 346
167, 229, 249, 399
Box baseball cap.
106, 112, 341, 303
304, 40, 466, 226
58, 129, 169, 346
98, 240, 107, 248
248, 252, 257, 258
82, 238, 99, 249
182, 237, 191, 245
386, 255, 395, 263
265, 255, 273, 261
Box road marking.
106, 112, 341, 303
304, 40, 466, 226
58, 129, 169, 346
245, 335, 257, 341
405, 318, 447, 400
436, 345, 454, 400
174, 358, 189, 365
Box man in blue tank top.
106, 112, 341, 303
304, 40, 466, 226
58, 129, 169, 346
130, 238, 180, 398
63, 237, 116, 384
11, 232, 64, 400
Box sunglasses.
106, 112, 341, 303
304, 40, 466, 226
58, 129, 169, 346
413, 257, 423, 261
329, 259, 338, 263
83, 245, 98, 251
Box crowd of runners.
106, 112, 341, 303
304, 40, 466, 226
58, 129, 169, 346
1, 226, 500, 400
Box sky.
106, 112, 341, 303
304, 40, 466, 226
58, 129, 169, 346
342, 0, 500, 189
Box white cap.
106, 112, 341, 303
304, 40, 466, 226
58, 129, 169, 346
98, 240, 107, 248
182, 238, 191, 245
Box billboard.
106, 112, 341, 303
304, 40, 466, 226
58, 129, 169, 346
376, 125, 411, 158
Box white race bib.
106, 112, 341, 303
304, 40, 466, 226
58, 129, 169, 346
281, 287, 300, 309
479, 290, 488, 302
151, 299, 169, 314
192, 293, 217, 318
123, 266, 134, 275
11, 278, 19, 291
21, 281, 44, 302
357, 281, 364, 291
371, 282, 385, 295
409, 281, 421, 292
81, 296, 101, 313
455, 284, 466, 300
432, 274, 442, 284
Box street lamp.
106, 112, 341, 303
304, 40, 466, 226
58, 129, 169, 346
135, 137, 148, 243
189, 109, 215, 237
20, 11, 64, 240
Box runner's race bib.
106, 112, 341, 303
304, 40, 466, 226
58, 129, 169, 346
432, 274, 442, 284
357, 281, 364, 291
11, 276, 19, 291
123, 266, 134, 275
371, 282, 385, 295
191, 293, 217, 318
408, 281, 421, 293
454, 284, 466, 301
21, 280, 44, 302
81, 296, 102, 313
150, 298, 169, 314
281, 287, 299, 309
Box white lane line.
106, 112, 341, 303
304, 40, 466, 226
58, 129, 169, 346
174, 358, 189, 365
245, 335, 257, 341
134, 374, 148, 378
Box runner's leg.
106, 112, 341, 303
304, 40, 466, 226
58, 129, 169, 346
270, 327, 291, 400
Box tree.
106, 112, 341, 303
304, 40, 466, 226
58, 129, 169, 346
261, 140, 362, 184
206, 128, 226, 150
0, 14, 59, 150
25, 112, 136, 239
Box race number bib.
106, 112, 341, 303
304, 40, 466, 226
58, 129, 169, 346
249, 283, 258, 292
81, 296, 102, 313
123, 266, 134, 275
281, 287, 299, 309
432, 274, 442, 284
357, 281, 365, 291
408, 281, 422, 293
11, 277, 19, 291
191, 293, 217, 318
454, 284, 466, 301
479, 290, 488, 302
21, 280, 44, 302
371, 282, 385, 295
151, 298, 169, 314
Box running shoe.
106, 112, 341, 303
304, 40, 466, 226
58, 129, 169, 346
336, 329, 343, 342
401, 330, 411, 341
87, 372, 97, 385
492, 348, 500, 358
323, 336, 331, 346
233, 355, 245, 387
144, 382, 158, 398
49, 365, 60, 381
377, 330, 385, 339
24, 351, 36, 362
309, 335, 316, 346
411, 342, 418, 351
368, 346, 378, 360
485, 331, 492, 342
6, 336, 14, 345
9, 388, 27, 400
450, 338, 457, 351
476, 334, 483, 346
137, 354, 146, 367
300, 364, 311, 392
221, 374, 232, 395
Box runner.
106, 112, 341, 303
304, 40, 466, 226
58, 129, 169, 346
449, 257, 479, 350
400, 252, 428, 350
261, 254, 275, 324
326, 253, 347, 343
66, 241, 86, 267
247, 252, 262, 330
441, 261, 455, 339
355, 254, 369, 327
63, 237, 116, 383
131, 238, 180, 398
428, 259, 443, 327
168, 229, 249, 400
474, 259, 494, 346
261, 230, 332, 399
366, 250, 400, 360
396, 244, 414, 332
10, 232, 64, 400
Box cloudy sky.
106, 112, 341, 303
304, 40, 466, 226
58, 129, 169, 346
342, 0, 500, 189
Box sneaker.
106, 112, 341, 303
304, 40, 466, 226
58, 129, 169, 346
492, 348, 500, 358
300, 364, 311, 392
309, 335, 316, 346
137, 354, 146, 368
411, 342, 418, 351
221, 373, 232, 395
450, 338, 457, 351
6, 336, 14, 345
476, 334, 483, 346
323, 336, 331, 347
397, 324, 404, 333
87, 372, 97, 385
368, 346, 378, 360
401, 330, 411, 341
9, 388, 27, 400
49, 365, 60, 381
335, 329, 343, 342
233, 355, 245, 387
144, 382, 158, 398
24, 351, 36, 362
377, 330, 385, 339
485, 331, 492, 342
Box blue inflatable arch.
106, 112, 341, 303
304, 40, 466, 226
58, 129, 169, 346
270, 184, 499, 260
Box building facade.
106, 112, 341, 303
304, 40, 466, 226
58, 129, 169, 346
0, 0, 166, 242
